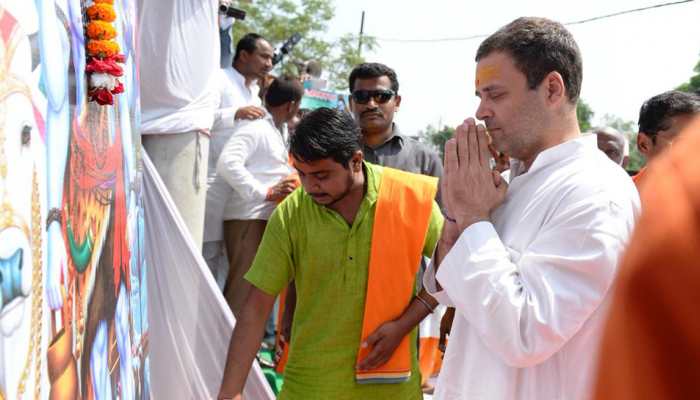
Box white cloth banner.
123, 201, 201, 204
143, 152, 274, 400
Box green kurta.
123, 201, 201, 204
245, 162, 443, 400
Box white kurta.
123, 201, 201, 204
204, 67, 261, 242
424, 135, 640, 400
217, 113, 292, 221
139, 0, 220, 134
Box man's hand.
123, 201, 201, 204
266, 177, 298, 202
356, 320, 406, 371
439, 307, 456, 353
234, 106, 266, 120
218, 288, 275, 400
444, 118, 508, 231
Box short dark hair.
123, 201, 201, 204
290, 108, 362, 167
265, 76, 304, 107
234, 33, 264, 61
476, 17, 583, 104
638, 90, 700, 135
348, 62, 399, 93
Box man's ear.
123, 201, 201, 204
541, 71, 566, 107
351, 150, 363, 171
637, 132, 653, 157
394, 94, 402, 109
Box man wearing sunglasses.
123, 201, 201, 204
348, 63, 443, 181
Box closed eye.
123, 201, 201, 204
489, 92, 506, 100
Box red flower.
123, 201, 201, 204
89, 87, 114, 105
111, 81, 124, 94
86, 56, 123, 77
112, 54, 126, 63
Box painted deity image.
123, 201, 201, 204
0, 0, 148, 398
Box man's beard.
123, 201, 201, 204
323, 173, 355, 208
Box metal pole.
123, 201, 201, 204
358, 11, 365, 56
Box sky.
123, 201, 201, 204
325, 0, 700, 136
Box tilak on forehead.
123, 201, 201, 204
475, 64, 500, 88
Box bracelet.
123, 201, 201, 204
415, 295, 435, 314
46, 208, 63, 231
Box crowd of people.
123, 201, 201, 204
145, 10, 700, 400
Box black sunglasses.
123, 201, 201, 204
351, 89, 396, 105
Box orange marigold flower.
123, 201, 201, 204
87, 4, 116, 22
94, 0, 115, 3
86, 21, 116, 40
87, 40, 120, 58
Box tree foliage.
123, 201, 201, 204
576, 99, 594, 132
419, 124, 454, 160
231, 0, 376, 90
326, 33, 378, 91
676, 57, 700, 94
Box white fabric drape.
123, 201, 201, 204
143, 152, 274, 400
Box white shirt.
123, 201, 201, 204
139, 0, 220, 134
216, 113, 292, 221
203, 67, 261, 241
424, 135, 640, 400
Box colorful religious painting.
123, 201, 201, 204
0, 0, 147, 398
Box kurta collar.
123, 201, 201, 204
511, 135, 595, 177
230, 66, 258, 92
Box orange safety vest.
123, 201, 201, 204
355, 167, 438, 383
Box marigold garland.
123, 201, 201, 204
87, 40, 120, 58
87, 21, 116, 40
87, 4, 116, 23
85, 1, 124, 106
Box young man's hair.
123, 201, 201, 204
476, 17, 583, 104
234, 33, 264, 62
265, 75, 304, 107
638, 90, 700, 136
290, 108, 362, 167
348, 62, 399, 93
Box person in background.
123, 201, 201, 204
634, 90, 700, 186
349, 62, 443, 181
140, 0, 220, 248
215, 76, 303, 317
593, 126, 626, 166
204, 33, 273, 281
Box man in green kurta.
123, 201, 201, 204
218, 108, 443, 400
